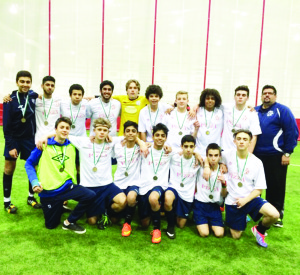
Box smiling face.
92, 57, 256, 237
42, 81, 55, 97
205, 95, 215, 111
101, 85, 113, 102
17, 77, 32, 93
181, 142, 195, 159
234, 90, 248, 107
176, 94, 189, 110
148, 93, 161, 108
70, 89, 83, 105
55, 121, 70, 141
153, 130, 167, 149
124, 125, 138, 142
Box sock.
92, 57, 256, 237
28, 181, 34, 196
76, 173, 80, 185
3, 173, 13, 206
125, 205, 136, 225
151, 209, 161, 230
166, 209, 176, 228
257, 221, 270, 235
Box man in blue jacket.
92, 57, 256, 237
254, 85, 299, 227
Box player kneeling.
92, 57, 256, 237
164, 135, 200, 239
193, 143, 227, 238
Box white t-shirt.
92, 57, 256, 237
139, 146, 173, 195
221, 103, 262, 151
35, 97, 61, 142
88, 98, 121, 136
138, 102, 171, 142
195, 107, 223, 158
195, 166, 225, 204
221, 149, 267, 205
113, 142, 141, 190
60, 99, 90, 137
69, 136, 122, 187
163, 109, 195, 151
168, 154, 199, 203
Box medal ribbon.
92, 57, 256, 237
52, 145, 67, 167
236, 153, 249, 181
100, 98, 111, 120
70, 102, 82, 125
151, 148, 164, 178
180, 157, 194, 184
148, 106, 159, 127
208, 166, 220, 193
124, 145, 137, 173
175, 110, 188, 132
43, 96, 53, 122
204, 108, 215, 130
93, 142, 106, 168
16, 92, 29, 118
232, 107, 246, 128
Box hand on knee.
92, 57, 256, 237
87, 216, 97, 225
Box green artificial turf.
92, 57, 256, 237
0, 127, 299, 275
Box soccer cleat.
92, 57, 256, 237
62, 222, 86, 234
166, 226, 176, 239
27, 197, 42, 209
122, 223, 132, 237
151, 229, 162, 244
97, 214, 112, 230
5, 203, 18, 214
251, 225, 268, 248
273, 218, 283, 228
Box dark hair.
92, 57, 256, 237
235, 85, 249, 97
181, 135, 196, 146
124, 120, 138, 132
206, 143, 221, 156
145, 85, 163, 100
233, 129, 253, 140
69, 84, 85, 96
16, 70, 32, 82
199, 88, 222, 108
152, 123, 169, 137
100, 80, 114, 91
42, 76, 55, 84
55, 117, 72, 128
262, 85, 277, 95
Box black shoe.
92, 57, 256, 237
27, 197, 42, 209
97, 214, 112, 230
166, 226, 176, 239
62, 222, 86, 234
273, 218, 283, 228
5, 203, 18, 214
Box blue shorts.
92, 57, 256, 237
86, 183, 123, 218
4, 138, 35, 161
226, 197, 268, 231
123, 185, 139, 196
193, 200, 224, 227
138, 186, 164, 220
166, 187, 192, 219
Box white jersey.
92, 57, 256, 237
221, 149, 267, 205
88, 98, 121, 136
60, 99, 90, 137
195, 107, 223, 158
113, 142, 141, 190
138, 102, 171, 142
139, 146, 173, 195
195, 166, 224, 204
35, 97, 61, 142
163, 108, 195, 151
168, 154, 199, 203
69, 136, 122, 187
221, 103, 262, 151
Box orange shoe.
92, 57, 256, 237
151, 229, 161, 244
122, 223, 132, 237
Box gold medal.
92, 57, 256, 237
125, 171, 129, 177
180, 183, 184, 187
238, 182, 243, 187
21, 118, 26, 123
71, 125, 76, 129
153, 176, 158, 180
206, 130, 210, 135
44, 121, 48, 126
93, 167, 97, 172
209, 194, 213, 199
59, 167, 64, 172
179, 131, 183, 135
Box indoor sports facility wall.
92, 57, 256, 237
0, 0, 300, 121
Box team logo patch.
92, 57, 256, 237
267, 110, 274, 117
52, 154, 70, 163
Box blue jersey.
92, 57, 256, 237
254, 102, 298, 156
3, 90, 38, 151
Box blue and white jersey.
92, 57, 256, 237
254, 102, 298, 155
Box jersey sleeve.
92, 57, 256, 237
253, 158, 267, 190
249, 111, 262, 136
25, 148, 43, 187
2, 102, 15, 150
68, 135, 87, 149
138, 108, 147, 132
